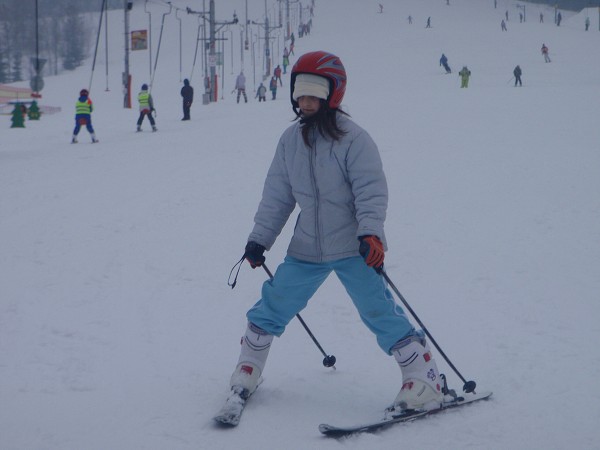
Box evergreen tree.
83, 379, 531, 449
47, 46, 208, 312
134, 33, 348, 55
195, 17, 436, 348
28, 101, 41, 120
10, 103, 25, 128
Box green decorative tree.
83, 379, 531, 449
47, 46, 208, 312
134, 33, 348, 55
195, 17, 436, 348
10, 103, 25, 128
28, 101, 41, 120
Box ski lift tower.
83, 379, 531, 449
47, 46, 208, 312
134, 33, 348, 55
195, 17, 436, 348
187, 0, 238, 103
250, 0, 282, 81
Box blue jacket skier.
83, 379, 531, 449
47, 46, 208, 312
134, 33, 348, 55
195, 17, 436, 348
440, 54, 451, 73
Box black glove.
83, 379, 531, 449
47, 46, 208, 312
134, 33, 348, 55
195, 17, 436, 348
358, 235, 384, 271
244, 241, 266, 268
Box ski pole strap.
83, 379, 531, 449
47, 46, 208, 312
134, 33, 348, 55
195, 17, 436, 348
228, 255, 245, 289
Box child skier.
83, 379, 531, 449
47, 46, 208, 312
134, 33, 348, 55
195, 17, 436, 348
216, 50, 443, 426
71, 89, 98, 143
136, 84, 157, 132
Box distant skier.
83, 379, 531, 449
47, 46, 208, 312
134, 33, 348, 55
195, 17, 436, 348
269, 75, 278, 100
501, 19, 507, 31
71, 89, 98, 144
408, 15, 412, 24
283, 47, 290, 73
540, 12, 544, 23
136, 84, 157, 132
513, 65, 522, 87
585, 17, 590, 31
180, 78, 194, 121
556, 12, 562, 26
541, 44, 551, 63
440, 54, 451, 74
458, 66, 471, 88
235, 71, 248, 103
274, 65, 283, 86
426, 17, 431, 28
255, 82, 267, 102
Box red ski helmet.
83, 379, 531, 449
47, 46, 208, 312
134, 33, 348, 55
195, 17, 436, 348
80, 89, 89, 96
290, 51, 347, 109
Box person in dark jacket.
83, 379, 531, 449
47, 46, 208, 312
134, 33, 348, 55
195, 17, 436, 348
513, 65, 522, 87
180, 79, 194, 121
255, 82, 267, 102
440, 54, 451, 74
216, 51, 444, 425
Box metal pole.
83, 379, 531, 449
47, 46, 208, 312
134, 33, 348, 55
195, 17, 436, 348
177, 10, 182, 82
264, 0, 270, 79
124, 0, 131, 108
209, 0, 217, 102
230, 29, 234, 74
145, 1, 152, 79
220, 30, 225, 99
105, 0, 109, 91
35, 0, 39, 78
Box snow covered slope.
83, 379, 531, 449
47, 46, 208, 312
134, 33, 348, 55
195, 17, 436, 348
1, 1, 599, 449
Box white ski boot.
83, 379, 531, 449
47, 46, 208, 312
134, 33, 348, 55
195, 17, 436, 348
389, 332, 443, 414
229, 322, 273, 397
215, 323, 273, 426
71, 135, 78, 144
136, 126, 142, 132
152, 126, 157, 132
91, 133, 99, 143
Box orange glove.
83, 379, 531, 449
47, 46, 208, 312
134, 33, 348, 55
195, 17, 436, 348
358, 235, 384, 270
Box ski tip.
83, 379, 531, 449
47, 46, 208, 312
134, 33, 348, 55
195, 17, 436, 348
213, 415, 240, 427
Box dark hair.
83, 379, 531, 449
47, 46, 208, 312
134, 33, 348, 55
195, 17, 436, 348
293, 100, 349, 148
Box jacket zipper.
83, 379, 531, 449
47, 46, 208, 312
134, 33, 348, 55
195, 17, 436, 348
308, 132, 322, 261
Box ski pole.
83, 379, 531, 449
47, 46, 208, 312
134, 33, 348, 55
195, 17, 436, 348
380, 268, 477, 393
262, 264, 337, 369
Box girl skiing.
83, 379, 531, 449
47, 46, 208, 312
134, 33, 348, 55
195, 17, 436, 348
216, 51, 443, 425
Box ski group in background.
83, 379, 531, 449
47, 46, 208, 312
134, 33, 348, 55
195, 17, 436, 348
67, 0, 572, 142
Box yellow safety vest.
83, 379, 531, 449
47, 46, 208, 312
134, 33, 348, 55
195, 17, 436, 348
138, 91, 150, 108
75, 99, 92, 114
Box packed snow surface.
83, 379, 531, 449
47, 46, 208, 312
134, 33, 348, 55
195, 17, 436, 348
2, 1, 599, 449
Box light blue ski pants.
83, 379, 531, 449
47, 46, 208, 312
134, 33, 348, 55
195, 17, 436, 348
247, 256, 415, 354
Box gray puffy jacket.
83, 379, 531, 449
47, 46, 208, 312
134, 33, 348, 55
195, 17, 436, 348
248, 114, 388, 263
